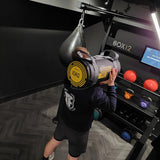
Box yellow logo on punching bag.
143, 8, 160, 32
98, 66, 112, 79
67, 61, 87, 87
70, 66, 82, 82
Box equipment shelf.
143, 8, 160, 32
107, 112, 145, 134
117, 95, 157, 118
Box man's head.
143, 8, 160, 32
72, 47, 90, 60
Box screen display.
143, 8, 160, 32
141, 47, 160, 69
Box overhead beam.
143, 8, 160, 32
29, 0, 105, 16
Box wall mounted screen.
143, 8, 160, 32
141, 46, 160, 69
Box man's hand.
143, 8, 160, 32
100, 68, 118, 86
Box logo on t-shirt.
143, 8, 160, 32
64, 88, 75, 111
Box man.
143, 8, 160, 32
42, 47, 118, 160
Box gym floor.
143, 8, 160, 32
0, 84, 152, 160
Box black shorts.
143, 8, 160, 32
54, 119, 89, 157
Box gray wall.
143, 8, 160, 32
0, 0, 102, 101
111, 0, 151, 21
0, 27, 69, 99
85, 22, 106, 56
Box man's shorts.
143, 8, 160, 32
54, 119, 89, 157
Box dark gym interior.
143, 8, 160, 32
0, 0, 160, 160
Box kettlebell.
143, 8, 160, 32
94, 108, 103, 120
121, 129, 132, 142
140, 96, 152, 109
124, 88, 134, 100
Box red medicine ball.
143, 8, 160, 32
143, 79, 159, 92
123, 70, 137, 82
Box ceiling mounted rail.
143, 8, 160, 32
80, 2, 149, 23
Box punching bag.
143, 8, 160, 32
59, 11, 86, 66
67, 50, 121, 89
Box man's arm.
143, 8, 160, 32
92, 68, 118, 112
100, 68, 118, 86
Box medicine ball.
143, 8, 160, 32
123, 70, 137, 82
67, 50, 121, 89
143, 79, 159, 92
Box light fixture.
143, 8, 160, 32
151, 12, 160, 41
105, 0, 110, 6
150, 1, 160, 41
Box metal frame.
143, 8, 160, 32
80, 2, 149, 23
80, 2, 160, 159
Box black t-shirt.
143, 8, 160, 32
61, 81, 117, 132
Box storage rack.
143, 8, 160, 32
115, 74, 159, 160
80, 2, 160, 160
